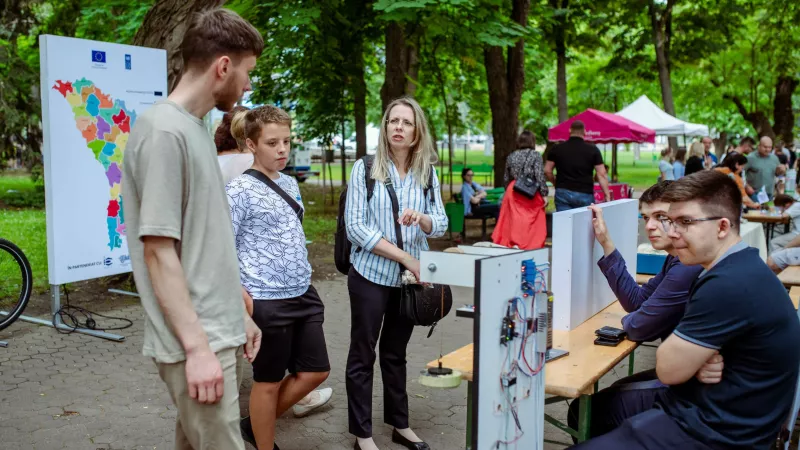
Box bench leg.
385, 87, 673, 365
578, 394, 592, 442
481, 218, 487, 241
466, 381, 473, 449
629, 350, 635, 376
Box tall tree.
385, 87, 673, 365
549, 0, 569, 122
484, 0, 530, 186
381, 22, 420, 112
133, 0, 226, 92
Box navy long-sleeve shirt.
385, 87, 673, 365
597, 249, 703, 342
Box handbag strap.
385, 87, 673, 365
384, 179, 407, 271
244, 169, 304, 223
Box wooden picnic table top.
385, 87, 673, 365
427, 301, 637, 399
789, 286, 800, 310
743, 211, 790, 224
636, 273, 655, 285
779, 266, 800, 288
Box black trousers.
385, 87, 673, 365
345, 268, 415, 438
567, 370, 710, 450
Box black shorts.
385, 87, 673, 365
250, 285, 330, 383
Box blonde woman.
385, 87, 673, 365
684, 142, 705, 176
344, 97, 447, 450
658, 148, 675, 181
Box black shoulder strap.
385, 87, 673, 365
244, 169, 304, 223
364, 155, 376, 203
424, 166, 435, 205
384, 179, 406, 271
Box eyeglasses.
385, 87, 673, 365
387, 118, 415, 129
660, 216, 723, 233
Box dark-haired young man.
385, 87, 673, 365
567, 181, 703, 438
122, 9, 264, 449
573, 171, 800, 450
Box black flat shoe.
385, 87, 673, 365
392, 429, 430, 450
240, 417, 280, 450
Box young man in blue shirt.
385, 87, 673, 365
568, 181, 703, 438
573, 170, 800, 450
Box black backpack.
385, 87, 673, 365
334, 156, 435, 275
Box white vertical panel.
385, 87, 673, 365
551, 199, 638, 330
475, 248, 549, 450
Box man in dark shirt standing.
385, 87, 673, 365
572, 170, 800, 450
545, 120, 611, 211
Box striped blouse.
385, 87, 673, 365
345, 158, 448, 287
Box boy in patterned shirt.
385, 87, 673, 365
226, 106, 330, 450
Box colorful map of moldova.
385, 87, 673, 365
53, 78, 136, 251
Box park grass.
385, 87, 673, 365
0, 208, 48, 296
311, 148, 661, 190
0, 175, 342, 292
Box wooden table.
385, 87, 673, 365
636, 273, 655, 285
779, 266, 800, 288
743, 211, 790, 249
428, 301, 637, 444
789, 286, 800, 309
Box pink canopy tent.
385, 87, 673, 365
547, 108, 656, 181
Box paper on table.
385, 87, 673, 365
757, 186, 770, 204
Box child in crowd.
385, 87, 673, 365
771, 194, 800, 252
227, 106, 330, 450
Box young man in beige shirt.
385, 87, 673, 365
121, 9, 264, 449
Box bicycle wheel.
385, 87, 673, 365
0, 238, 33, 331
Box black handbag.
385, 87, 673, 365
512, 150, 540, 199
384, 178, 452, 330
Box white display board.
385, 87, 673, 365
40, 35, 167, 284
551, 199, 638, 331
421, 247, 550, 449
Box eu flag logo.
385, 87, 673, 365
125, 54, 131, 70
92, 50, 106, 63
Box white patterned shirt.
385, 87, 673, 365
345, 159, 448, 287
226, 173, 311, 300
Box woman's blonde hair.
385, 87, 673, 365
689, 142, 705, 159
372, 97, 438, 188
230, 105, 292, 150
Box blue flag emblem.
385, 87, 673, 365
92, 50, 106, 63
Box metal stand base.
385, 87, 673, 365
0, 285, 125, 342
108, 288, 139, 298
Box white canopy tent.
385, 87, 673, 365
616, 95, 709, 137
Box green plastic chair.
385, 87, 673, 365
445, 202, 465, 239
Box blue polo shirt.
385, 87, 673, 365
657, 243, 800, 449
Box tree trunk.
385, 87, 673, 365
726, 94, 776, 139
714, 131, 727, 159
352, 37, 368, 160
611, 142, 619, 182
648, 0, 676, 149
133, 0, 226, 93
484, 0, 530, 188
552, 0, 569, 122
773, 75, 798, 145
381, 22, 419, 113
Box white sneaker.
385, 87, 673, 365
292, 388, 333, 417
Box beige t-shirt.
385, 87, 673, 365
122, 101, 245, 363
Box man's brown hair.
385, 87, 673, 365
570, 120, 585, 134
639, 180, 673, 205
661, 170, 742, 231
517, 130, 536, 149
181, 9, 264, 70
